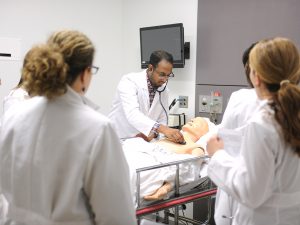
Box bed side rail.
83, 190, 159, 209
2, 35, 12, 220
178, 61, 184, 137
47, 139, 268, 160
136, 155, 210, 208
136, 188, 217, 217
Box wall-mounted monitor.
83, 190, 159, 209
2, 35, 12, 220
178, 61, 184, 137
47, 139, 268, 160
140, 23, 185, 69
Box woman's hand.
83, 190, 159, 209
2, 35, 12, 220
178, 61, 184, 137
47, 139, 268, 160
206, 134, 224, 157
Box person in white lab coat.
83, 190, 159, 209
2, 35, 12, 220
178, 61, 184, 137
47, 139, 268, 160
1, 65, 30, 223
108, 50, 184, 143
2, 78, 30, 113
207, 37, 300, 225
213, 43, 258, 225
0, 30, 136, 225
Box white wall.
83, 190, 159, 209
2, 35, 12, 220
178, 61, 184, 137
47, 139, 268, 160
122, 0, 198, 121
0, 0, 197, 119
0, 0, 197, 118
0, 0, 198, 220
0, 0, 124, 115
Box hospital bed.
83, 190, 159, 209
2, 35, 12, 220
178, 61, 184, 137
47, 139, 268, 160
122, 138, 217, 225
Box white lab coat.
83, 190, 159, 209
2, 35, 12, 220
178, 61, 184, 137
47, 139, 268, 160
108, 70, 168, 139
213, 88, 259, 225
208, 100, 300, 225
2, 87, 29, 113
0, 87, 30, 223
0, 87, 137, 225
219, 89, 257, 131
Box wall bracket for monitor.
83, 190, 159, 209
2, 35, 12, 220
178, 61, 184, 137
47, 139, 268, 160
184, 42, 190, 59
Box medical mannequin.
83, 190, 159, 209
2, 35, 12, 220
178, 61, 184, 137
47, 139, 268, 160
157, 117, 208, 156
207, 37, 300, 225
142, 117, 209, 200
0, 30, 136, 225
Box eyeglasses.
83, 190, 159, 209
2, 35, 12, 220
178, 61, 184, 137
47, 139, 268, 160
90, 65, 99, 75
157, 71, 175, 79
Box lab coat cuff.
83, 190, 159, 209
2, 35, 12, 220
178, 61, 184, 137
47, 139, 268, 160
212, 149, 227, 161
207, 150, 234, 186
209, 149, 233, 169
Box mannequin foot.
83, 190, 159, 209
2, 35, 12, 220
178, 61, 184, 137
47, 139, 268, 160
144, 182, 172, 201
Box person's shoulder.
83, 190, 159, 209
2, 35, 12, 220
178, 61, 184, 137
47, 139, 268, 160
84, 106, 118, 130
122, 70, 146, 81
3, 96, 45, 123
231, 88, 256, 98
118, 70, 147, 90
5, 88, 28, 99
229, 88, 256, 105
82, 106, 110, 124
247, 100, 277, 132
12, 88, 29, 97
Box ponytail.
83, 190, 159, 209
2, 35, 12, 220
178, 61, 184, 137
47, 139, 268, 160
272, 82, 300, 156
250, 37, 300, 156
22, 44, 68, 99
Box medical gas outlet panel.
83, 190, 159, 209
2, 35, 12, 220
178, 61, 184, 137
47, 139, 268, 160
196, 85, 248, 124
199, 91, 223, 114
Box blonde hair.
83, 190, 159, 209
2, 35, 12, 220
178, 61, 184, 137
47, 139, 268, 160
23, 30, 95, 99
250, 37, 300, 156
47, 30, 94, 84
22, 44, 68, 99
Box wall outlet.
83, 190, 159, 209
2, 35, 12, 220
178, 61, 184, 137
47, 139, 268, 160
178, 96, 188, 108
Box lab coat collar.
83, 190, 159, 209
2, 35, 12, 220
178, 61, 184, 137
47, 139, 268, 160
257, 99, 274, 112
63, 86, 100, 111
141, 69, 148, 90
62, 85, 85, 105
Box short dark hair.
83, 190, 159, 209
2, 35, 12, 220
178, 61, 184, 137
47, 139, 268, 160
149, 50, 173, 68
242, 42, 257, 67
242, 42, 258, 87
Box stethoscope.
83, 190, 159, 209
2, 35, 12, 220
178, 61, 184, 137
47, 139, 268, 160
147, 68, 169, 121
156, 79, 168, 93
156, 79, 169, 122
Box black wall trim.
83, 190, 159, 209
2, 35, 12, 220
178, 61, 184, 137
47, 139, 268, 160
0, 53, 12, 57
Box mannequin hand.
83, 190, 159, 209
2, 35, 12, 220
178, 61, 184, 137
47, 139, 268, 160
206, 134, 224, 157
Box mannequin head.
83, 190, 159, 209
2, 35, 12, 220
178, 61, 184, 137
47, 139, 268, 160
182, 117, 209, 142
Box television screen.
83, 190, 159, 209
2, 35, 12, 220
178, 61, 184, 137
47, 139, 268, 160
140, 23, 185, 69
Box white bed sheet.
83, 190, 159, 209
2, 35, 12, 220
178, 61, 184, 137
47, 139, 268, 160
122, 138, 206, 204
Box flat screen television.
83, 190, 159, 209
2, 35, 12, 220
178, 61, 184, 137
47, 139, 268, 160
140, 23, 185, 69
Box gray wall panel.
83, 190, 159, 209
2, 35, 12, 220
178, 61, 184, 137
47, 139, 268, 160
196, 0, 300, 86
195, 0, 300, 123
